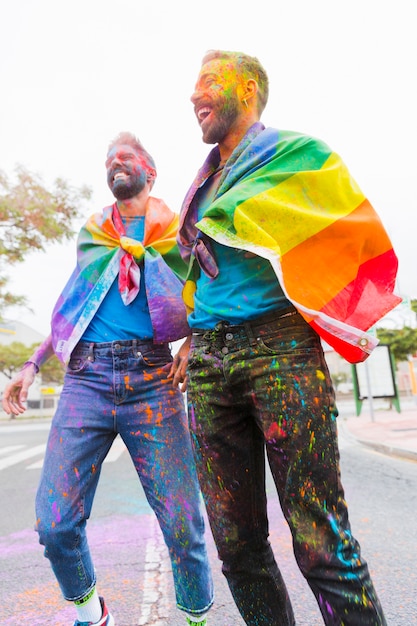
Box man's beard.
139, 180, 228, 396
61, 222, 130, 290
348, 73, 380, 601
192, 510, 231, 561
202, 95, 240, 144
108, 170, 147, 200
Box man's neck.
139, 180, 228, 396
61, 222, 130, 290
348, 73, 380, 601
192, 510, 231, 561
218, 114, 259, 163
116, 188, 150, 217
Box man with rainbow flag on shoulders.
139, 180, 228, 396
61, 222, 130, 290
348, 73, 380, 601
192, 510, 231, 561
178, 49, 399, 626
2, 132, 213, 626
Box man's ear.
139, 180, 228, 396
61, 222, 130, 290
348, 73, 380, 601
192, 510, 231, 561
147, 168, 157, 184
240, 78, 258, 106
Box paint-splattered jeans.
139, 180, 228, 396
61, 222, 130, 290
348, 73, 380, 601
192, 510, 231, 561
187, 311, 386, 626
35, 340, 213, 616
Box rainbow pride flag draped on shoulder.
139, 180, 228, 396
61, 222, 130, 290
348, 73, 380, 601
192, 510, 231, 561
52, 198, 189, 364
178, 123, 401, 363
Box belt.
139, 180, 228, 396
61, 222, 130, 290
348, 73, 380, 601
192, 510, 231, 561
191, 306, 301, 352
73, 339, 161, 361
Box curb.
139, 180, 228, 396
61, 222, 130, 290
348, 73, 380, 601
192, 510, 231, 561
352, 438, 417, 463
339, 419, 417, 463
0, 416, 52, 426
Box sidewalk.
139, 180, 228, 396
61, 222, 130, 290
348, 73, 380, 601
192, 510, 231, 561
341, 402, 417, 462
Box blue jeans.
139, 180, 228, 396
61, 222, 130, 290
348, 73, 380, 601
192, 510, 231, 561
187, 310, 386, 626
35, 340, 213, 616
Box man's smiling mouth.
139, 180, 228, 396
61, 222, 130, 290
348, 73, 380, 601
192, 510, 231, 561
197, 106, 212, 124
113, 171, 128, 182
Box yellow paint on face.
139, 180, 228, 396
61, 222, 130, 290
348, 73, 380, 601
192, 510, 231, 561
192, 59, 242, 103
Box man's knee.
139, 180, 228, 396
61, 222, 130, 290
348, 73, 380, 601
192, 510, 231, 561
36, 517, 78, 554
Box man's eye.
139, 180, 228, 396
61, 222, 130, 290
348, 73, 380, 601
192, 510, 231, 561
206, 80, 223, 91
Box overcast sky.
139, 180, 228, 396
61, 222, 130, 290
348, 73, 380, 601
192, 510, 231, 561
1, 0, 415, 335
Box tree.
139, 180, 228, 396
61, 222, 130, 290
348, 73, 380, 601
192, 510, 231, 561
0, 341, 64, 385
376, 327, 417, 363
0, 165, 91, 315
39, 354, 65, 385
0, 342, 32, 379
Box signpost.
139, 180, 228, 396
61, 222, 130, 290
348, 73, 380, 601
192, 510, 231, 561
352, 344, 400, 418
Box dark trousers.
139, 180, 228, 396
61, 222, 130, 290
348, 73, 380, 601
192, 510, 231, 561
187, 310, 386, 626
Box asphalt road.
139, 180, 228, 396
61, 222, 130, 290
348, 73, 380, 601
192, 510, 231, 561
0, 417, 416, 625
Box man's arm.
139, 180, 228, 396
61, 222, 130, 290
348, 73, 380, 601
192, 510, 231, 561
2, 335, 55, 416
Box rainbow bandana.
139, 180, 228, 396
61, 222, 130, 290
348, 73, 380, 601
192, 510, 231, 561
178, 123, 401, 363
52, 198, 189, 364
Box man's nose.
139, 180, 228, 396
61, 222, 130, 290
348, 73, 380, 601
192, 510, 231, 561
190, 89, 201, 105
110, 155, 124, 169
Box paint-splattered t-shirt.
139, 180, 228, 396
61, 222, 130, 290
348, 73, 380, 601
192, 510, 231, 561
188, 169, 289, 329
81, 216, 154, 341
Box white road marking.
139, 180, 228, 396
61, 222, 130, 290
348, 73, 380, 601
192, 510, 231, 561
137, 516, 171, 625
0, 444, 46, 470
0, 445, 25, 456
26, 458, 45, 469
0, 437, 128, 470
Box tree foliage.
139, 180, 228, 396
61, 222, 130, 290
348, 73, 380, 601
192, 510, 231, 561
376, 327, 417, 363
0, 342, 32, 379
0, 165, 91, 314
0, 341, 64, 385
374, 300, 417, 364
39, 353, 65, 385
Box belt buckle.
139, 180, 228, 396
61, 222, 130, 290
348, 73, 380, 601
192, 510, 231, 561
214, 320, 230, 332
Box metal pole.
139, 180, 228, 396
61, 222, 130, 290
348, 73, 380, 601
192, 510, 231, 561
364, 359, 375, 422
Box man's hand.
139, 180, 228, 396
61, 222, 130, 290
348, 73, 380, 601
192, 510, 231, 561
168, 336, 191, 392
1, 363, 38, 416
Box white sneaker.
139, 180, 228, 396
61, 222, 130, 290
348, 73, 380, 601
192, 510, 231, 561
73, 596, 115, 625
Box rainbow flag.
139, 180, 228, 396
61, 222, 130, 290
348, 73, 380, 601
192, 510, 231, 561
179, 124, 401, 363
52, 198, 189, 364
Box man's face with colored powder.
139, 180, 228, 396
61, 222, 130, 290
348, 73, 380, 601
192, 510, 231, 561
105, 144, 150, 200
191, 58, 242, 145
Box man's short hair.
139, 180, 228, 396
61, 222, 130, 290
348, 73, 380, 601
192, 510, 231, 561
201, 50, 269, 115
107, 132, 156, 172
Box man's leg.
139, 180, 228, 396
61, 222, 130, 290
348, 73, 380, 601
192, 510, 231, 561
250, 317, 386, 625
117, 346, 213, 618
35, 352, 116, 603
187, 340, 295, 626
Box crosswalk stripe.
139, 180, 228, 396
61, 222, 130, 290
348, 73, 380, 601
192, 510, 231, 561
0, 445, 25, 457
0, 438, 127, 471
0, 444, 46, 470
26, 458, 44, 470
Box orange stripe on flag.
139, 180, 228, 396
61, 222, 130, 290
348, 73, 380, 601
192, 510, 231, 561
281, 199, 394, 311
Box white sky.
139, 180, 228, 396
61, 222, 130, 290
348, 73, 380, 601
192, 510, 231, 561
1, 0, 416, 335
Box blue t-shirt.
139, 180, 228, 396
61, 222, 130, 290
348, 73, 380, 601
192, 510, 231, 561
189, 168, 290, 329
81, 215, 154, 342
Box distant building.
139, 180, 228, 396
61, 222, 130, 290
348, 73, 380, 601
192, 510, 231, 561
0, 319, 44, 346
0, 319, 61, 417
